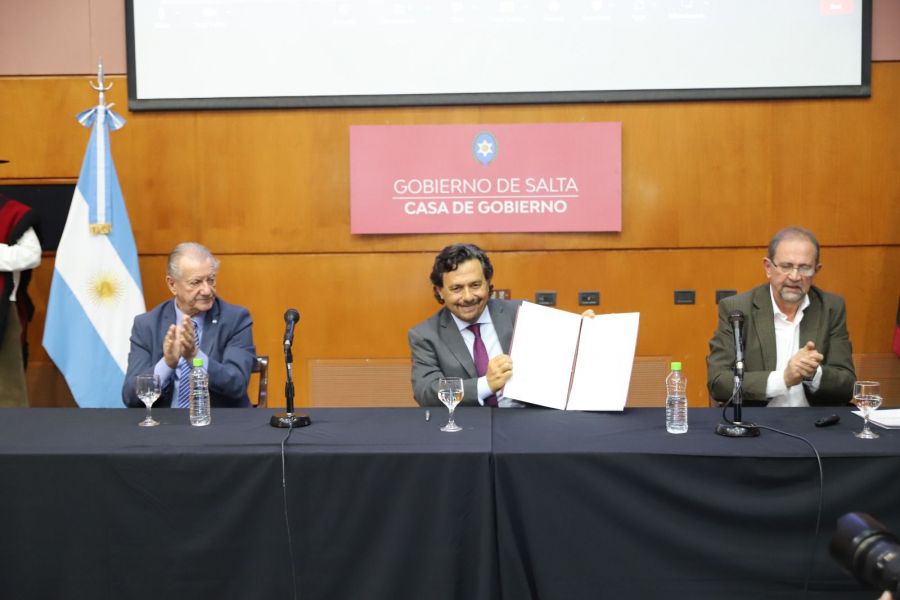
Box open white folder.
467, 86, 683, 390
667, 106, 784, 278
502, 301, 640, 411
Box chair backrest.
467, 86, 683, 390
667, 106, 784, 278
853, 353, 900, 407
625, 356, 672, 407
308, 358, 416, 407
306, 356, 672, 408
251, 355, 269, 407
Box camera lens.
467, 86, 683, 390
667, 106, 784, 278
831, 512, 900, 594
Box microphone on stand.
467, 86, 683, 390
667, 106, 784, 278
731, 310, 745, 381
716, 310, 760, 437
270, 308, 311, 429
283, 308, 299, 349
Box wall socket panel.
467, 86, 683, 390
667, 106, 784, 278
535, 291, 557, 306
715, 289, 737, 304
674, 290, 696, 305
578, 291, 600, 306
491, 289, 512, 300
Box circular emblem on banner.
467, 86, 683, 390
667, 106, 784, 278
472, 132, 498, 166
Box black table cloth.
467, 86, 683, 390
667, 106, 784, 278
492, 407, 900, 599
0, 406, 896, 600
0, 407, 496, 600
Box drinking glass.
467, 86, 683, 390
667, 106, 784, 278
437, 377, 464, 433
852, 380, 882, 439
136, 373, 161, 427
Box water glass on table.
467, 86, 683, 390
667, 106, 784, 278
437, 377, 464, 433
135, 373, 161, 427
852, 380, 882, 439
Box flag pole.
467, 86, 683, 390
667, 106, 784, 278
86, 58, 115, 235
90, 57, 112, 104
42, 57, 145, 408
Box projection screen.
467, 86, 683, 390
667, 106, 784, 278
126, 0, 871, 111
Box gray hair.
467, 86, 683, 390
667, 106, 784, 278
167, 242, 220, 279
767, 226, 820, 265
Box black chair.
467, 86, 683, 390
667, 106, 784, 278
251, 355, 268, 407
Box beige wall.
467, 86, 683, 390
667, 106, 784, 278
0, 0, 895, 76
0, 0, 125, 75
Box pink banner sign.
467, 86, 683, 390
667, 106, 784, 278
350, 122, 621, 234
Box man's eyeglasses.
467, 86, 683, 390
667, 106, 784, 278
771, 262, 816, 277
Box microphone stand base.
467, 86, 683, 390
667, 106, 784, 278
270, 412, 312, 428
716, 421, 760, 437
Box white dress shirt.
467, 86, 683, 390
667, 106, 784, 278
765, 287, 822, 407
0, 227, 41, 301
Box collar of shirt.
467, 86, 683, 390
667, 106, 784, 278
449, 307, 493, 334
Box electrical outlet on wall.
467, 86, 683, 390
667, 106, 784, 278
674, 290, 696, 305
535, 291, 557, 306
578, 291, 600, 306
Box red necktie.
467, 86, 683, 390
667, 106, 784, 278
468, 324, 497, 407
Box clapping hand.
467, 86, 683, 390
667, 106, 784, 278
162, 316, 199, 368
784, 341, 823, 386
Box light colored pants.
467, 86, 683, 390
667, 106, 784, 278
0, 301, 28, 407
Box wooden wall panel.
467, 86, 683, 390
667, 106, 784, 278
4, 63, 898, 410
2, 64, 898, 254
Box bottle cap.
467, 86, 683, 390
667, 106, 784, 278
192, 357, 204, 367
671, 362, 682, 370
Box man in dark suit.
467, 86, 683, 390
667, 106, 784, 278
409, 243, 521, 407
122, 242, 255, 408
707, 226, 855, 406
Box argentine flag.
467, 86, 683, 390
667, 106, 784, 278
43, 103, 145, 408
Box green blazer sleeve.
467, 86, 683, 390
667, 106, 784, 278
801, 289, 855, 405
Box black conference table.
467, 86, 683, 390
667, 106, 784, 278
492, 407, 900, 600
0, 406, 896, 600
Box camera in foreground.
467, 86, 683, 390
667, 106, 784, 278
831, 512, 900, 595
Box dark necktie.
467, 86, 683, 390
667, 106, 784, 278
468, 324, 497, 407
175, 318, 200, 408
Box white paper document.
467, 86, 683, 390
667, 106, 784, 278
854, 408, 900, 429
502, 301, 640, 411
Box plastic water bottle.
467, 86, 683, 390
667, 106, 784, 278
665, 362, 688, 434
189, 357, 211, 427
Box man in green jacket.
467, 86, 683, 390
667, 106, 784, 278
707, 226, 855, 406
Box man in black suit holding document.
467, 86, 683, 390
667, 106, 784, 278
408, 244, 522, 408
